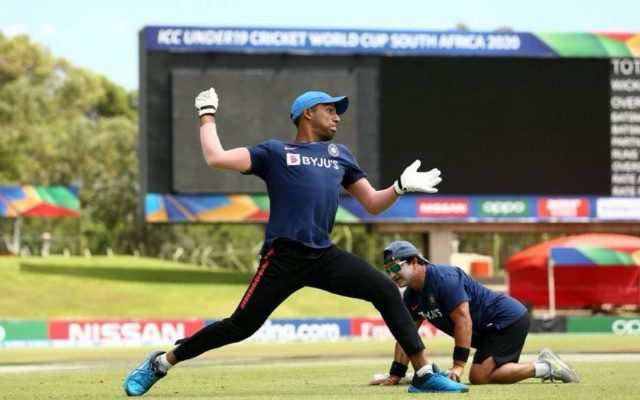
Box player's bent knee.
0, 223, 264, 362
469, 368, 491, 385
469, 375, 489, 385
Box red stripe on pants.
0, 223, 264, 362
239, 247, 274, 309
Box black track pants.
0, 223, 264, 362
173, 240, 424, 361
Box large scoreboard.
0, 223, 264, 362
139, 27, 640, 222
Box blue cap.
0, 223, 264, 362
290, 91, 349, 124
383, 240, 430, 264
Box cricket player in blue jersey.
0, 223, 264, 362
369, 240, 579, 388
124, 87, 468, 395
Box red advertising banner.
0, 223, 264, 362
49, 319, 204, 342
538, 198, 589, 218
350, 317, 445, 339
417, 198, 470, 218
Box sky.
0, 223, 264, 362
1, 0, 639, 91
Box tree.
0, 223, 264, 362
0, 33, 138, 254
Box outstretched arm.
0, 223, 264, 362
196, 88, 251, 173
347, 160, 442, 215
346, 178, 398, 215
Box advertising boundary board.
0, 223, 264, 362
567, 316, 640, 334
146, 193, 640, 223
2, 316, 639, 348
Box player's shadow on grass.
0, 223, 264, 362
19, 263, 252, 284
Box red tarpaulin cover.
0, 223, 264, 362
506, 234, 640, 307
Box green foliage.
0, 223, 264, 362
0, 33, 138, 255
0, 33, 53, 86
96, 76, 136, 119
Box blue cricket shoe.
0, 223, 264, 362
124, 351, 167, 396
408, 370, 469, 393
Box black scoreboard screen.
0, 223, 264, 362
380, 56, 612, 195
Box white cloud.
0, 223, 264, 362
38, 23, 57, 38
2, 24, 28, 37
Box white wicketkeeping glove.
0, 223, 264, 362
369, 372, 414, 385
393, 160, 442, 196
195, 87, 219, 116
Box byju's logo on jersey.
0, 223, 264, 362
328, 143, 340, 157
285, 153, 340, 169
286, 153, 301, 166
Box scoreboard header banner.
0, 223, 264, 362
142, 26, 639, 58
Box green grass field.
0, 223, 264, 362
2, 256, 640, 398
0, 256, 379, 318
1, 336, 639, 399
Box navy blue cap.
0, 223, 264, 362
383, 240, 429, 264
290, 91, 349, 124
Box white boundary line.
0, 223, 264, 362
1, 353, 639, 375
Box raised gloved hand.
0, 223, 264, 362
393, 160, 442, 196
195, 87, 219, 116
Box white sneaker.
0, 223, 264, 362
537, 348, 580, 383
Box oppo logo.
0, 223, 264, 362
481, 201, 527, 215
611, 319, 640, 335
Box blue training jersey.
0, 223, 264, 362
247, 139, 365, 252
403, 264, 527, 347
